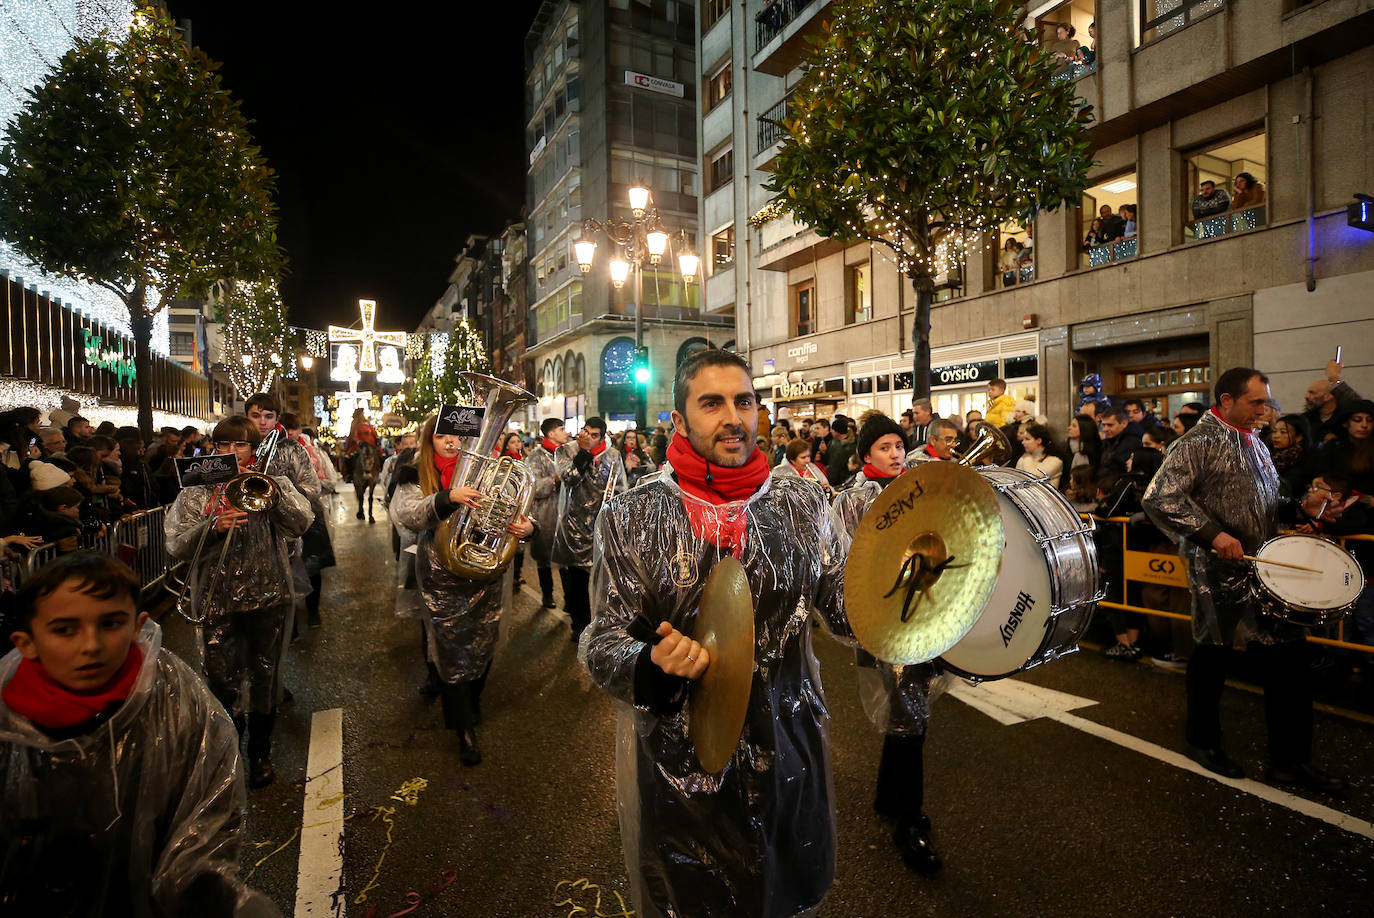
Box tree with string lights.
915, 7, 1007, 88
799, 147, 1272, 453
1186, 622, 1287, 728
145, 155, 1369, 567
402, 319, 492, 422
766, 0, 1093, 399
0, 4, 283, 435
221, 278, 291, 396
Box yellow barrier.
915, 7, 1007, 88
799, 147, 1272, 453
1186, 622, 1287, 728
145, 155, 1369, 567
1087, 516, 1373, 654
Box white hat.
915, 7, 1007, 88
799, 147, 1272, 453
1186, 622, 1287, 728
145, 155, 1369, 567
1014, 400, 1037, 418
47, 409, 73, 428
29, 461, 71, 491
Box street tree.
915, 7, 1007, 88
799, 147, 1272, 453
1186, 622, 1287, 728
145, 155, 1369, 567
766, 0, 1093, 399
402, 319, 492, 422
0, 4, 283, 435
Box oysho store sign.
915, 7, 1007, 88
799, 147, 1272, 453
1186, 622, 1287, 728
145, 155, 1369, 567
625, 70, 685, 98
931, 359, 998, 387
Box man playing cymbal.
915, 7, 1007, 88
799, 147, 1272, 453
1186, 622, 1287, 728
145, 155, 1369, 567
581, 349, 854, 918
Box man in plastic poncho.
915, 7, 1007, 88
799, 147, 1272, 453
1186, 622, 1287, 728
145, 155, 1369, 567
0, 552, 278, 915
582, 349, 854, 918
1142, 366, 1347, 795
552, 416, 625, 643
527, 417, 570, 609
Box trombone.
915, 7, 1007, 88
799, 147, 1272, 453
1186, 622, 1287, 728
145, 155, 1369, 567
166, 429, 283, 623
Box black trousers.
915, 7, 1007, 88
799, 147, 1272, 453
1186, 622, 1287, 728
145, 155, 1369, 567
305, 571, 323, 615
537, 566, 555, 603
563, 566, 591, 634
1186, 641, 1313, 766
874, 732, 925, 823
432, 660, 491, 733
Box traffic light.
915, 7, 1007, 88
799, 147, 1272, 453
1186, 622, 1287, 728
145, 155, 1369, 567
633, 346, 651, 385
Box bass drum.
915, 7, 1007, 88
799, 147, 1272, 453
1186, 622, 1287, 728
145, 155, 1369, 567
939, 467, 1102, 681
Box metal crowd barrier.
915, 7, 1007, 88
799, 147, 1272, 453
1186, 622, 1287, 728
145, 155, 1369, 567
7, 505, 180, 601
1088, 514, 1374, 655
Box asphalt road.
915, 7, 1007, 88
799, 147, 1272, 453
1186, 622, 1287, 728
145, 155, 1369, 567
158, 496, 1374, 917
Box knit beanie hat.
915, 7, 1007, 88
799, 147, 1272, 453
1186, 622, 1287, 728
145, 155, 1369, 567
857, 413, 907, 462
29, 461, 70, 491
1015, 400, 1037, 418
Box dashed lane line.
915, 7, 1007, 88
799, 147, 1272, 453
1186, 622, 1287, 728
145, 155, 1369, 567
295, 708, 346, 917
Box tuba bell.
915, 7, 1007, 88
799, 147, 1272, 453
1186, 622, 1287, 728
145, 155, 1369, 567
433, 372, 538, 579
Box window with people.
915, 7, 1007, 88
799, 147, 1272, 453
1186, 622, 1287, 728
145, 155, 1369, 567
1035, 0, 1097, 83
1184, 131, 1267, 242
998, 219, 1035, 287
1080, 172, 1139, 268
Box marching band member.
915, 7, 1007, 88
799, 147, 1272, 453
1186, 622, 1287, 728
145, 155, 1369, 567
164, 416, 313, 788
582, 351, 854, 918
552, 416, 624, 643
832, 413, 944, 875
527, 418, 569, 609
390, 414, 534, 766
246, 393, 321, 510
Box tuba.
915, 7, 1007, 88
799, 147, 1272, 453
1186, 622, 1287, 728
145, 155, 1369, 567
433, 372, 537, 579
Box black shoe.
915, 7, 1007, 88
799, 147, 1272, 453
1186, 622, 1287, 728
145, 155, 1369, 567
458, 728, 482, 766
1264, 762, 1349, 797
893, 816, 942, 875
248, 756, 276, 788
308, 610, 322, 629
1185, 744, 1244, 779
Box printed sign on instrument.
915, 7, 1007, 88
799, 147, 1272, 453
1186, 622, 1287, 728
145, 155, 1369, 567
435, 404, 486, 438
175, 454, 241, 488
1124, 550, 1191, 589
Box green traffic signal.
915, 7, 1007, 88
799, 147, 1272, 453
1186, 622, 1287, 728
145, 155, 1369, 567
633, 346, 651, 385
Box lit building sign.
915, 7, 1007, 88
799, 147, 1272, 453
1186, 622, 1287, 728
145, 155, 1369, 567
81, 330, 136, 386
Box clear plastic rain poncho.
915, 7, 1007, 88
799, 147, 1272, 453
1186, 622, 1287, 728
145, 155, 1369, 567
390, 482, 504, 683
265, 437, 321, 508
831, 472, 944, 736
581, 467, 853, 918
524, 444, 560, 565
0, 620, 279, 916
552, 444, 625, 569
1142, 410, 1302, 646
165, 477, 313, 713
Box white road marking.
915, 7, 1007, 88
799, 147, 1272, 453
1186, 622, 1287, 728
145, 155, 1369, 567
948, 678, 1374, 841
295, 708, 346, 917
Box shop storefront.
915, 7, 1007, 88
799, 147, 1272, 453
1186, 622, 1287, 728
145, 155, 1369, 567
0, 276, 212, 424
848, 332, 1041, 423
766, 374, 847, 422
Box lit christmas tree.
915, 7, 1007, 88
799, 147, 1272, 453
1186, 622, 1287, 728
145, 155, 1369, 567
402, 320, 492, 421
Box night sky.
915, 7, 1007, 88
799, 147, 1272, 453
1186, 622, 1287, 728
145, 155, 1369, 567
164, 1, 545, 333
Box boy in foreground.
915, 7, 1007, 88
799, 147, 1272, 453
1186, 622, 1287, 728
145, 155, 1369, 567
0, 552, 278, 915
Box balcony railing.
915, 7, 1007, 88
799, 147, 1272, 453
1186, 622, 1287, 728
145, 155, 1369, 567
1187, 205, 1266, 242
756, 94, 792, 152
755, 0, 821, 49
1001, 263, 1036, 287
1083, 236, 1139, 268
1140, 0, 1225, 45
1050, 58, 1097, 86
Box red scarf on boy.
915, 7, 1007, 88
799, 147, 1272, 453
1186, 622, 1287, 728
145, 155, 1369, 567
3, 644, 144, 730
541, 437, 560, 453
667, 432, 770, 556
862, 463, 896, 481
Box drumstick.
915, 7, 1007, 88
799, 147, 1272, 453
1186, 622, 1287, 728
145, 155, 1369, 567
1243, 555, 1322, 574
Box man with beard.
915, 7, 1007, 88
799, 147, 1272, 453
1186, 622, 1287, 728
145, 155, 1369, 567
582, 350, 854, 917
1302, 358, 1363, 444
527, 417, 570, 609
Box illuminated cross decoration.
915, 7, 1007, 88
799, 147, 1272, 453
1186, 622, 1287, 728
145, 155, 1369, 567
328, 299, 408, 373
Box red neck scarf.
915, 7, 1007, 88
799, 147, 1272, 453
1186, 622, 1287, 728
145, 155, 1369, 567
1209, 406, 1254, 443
542, 437, 560, 453
587, 439, 607, 457
924, 443, 943, 460
504, 448, 523, 460
667, 433, 770, 557
3, 644, 144, 730
863, 463, 897, 480
435, 452, 460, 490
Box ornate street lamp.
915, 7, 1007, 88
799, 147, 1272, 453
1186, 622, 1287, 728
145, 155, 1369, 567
573, 182, 699, 430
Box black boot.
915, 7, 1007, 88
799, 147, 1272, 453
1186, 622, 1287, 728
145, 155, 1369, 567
538, 567, 556, 608
246, 711, 277, 788
893, 814, 941, 875
458, 727, 482, 766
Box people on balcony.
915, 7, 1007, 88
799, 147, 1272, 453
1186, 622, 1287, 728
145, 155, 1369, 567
1121, 204, 1138, 239
1099, 205, 1126, 242
1074, 21, 1097, 68
1191, 180, 1231, 219
1083, 217, 1105, 250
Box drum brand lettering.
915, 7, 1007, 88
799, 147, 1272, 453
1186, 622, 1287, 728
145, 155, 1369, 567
1000, 591, 1035, 647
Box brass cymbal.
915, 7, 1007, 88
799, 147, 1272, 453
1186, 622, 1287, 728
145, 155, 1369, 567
690, 555, 755, 775
844, 462, 1004, 665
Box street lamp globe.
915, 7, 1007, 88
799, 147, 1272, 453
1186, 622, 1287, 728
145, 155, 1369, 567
300, 355, 314, 370
573, 230, 597, 273
646, 225, 669, 265
628, 180, 651, 218
678, 247, 700, 282
609, 255, 631, 288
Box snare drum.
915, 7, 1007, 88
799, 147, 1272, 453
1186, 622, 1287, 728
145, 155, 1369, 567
939, 467, 1102, 681
1252, 534, 1364, 628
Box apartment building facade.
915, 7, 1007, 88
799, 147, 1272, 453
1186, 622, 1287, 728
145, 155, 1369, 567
699, 0, 1374, 428
525, 0, 733, 433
